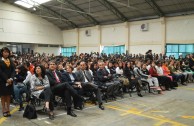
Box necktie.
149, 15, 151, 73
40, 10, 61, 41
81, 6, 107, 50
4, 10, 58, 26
53, 71, 60, 83
83, 70, 90, 82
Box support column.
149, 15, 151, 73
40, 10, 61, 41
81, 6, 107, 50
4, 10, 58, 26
97, 25, 101, 53
76, 28, 80, 55
160, 17, 166, 54
125, 22, 129, 52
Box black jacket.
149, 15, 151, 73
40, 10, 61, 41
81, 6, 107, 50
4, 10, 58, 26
0, 57, 15, 84
46, 69, 64, 87
63, 72, 78, 85
97, 68, 112, 82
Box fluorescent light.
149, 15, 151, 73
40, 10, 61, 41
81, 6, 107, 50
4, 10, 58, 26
15, 0, 51, 8
15, 1, 33, 8
32, 0, 51, 4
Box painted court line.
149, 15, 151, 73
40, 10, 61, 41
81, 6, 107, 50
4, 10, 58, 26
37, 98, 127, 120
106, 105, 187, 126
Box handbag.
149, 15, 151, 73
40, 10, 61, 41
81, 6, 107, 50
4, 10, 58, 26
23, 103, 37, 119
118, 76, 129, 86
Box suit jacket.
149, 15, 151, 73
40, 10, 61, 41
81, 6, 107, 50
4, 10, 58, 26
96, 68, 112, 82
75, 70, 93, 82
63, 72, 79, 85
46, 69, 64, 87
0, 57, 15, 84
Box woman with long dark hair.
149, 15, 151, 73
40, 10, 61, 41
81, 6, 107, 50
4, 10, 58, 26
0, 47, 15, 117
124, 62, 143, 97
30, 65, 54, 120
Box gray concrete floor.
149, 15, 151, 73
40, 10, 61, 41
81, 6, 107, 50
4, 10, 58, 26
1, 84, 194, 126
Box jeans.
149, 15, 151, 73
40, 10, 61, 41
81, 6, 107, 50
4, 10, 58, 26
14, 84, 27, 104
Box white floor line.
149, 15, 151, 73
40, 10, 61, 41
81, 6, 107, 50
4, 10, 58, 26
37, 98, 127, 120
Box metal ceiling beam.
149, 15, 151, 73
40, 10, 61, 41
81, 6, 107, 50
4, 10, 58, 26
145, 0, 164, 16
60, 0, 99, 25
97, 0, 128, 22
40, 5, 78, 28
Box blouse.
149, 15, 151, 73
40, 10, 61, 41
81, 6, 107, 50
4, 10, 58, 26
30, 74, 50, 98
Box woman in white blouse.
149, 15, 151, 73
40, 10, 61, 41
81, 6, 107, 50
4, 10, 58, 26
30, 64, 54, 120
116, 61, 124, 75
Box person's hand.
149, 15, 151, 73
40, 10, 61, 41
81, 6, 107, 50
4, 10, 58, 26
7, 79, 12, 85
108, 74, 112, 77
148, 75, 152, 78
104, 76, 107, 78
75, 82, 81, 85
77, 84, 82, 88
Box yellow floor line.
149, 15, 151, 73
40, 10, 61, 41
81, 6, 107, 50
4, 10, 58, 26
154, 121, 166, 126
106, 105, 187, 126
178, 87, 194, 91
182, 116, 194, 119
0, 106, 19, 124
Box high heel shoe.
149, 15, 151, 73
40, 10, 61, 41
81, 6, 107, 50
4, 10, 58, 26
3, 112, 8, 117
6, 111, 11, 117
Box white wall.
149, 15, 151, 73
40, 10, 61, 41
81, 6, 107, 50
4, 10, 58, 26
101, 23, 128, 45
129, 19, 164, 54
33, 45, 61, 56
166, 15, 194, 44
62, 29, 78, 46
62, 15, 194, 55
0, 2, 63, 45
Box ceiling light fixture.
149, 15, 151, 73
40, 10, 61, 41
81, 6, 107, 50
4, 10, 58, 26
33, 7, 36, 11
14, 0, 51, 8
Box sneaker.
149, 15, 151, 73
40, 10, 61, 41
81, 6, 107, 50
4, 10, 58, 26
18, 107, 24, 111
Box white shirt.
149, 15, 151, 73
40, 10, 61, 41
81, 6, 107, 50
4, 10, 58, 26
23, 71, 32, 84
69, 73, 75, 82
155, 66, 163, 75
146, 65, 151, 71
82, 70, 89, 82
116, 67, 123, 75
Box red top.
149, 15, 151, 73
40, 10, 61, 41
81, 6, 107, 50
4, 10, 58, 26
149, 67, 158, 77
29, 64, 34, 75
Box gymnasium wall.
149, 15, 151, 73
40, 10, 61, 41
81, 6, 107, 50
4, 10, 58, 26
33, 45, 61, 56
166, 15, 194, 44
63, 14, 194, 55
0, 2, 63, 45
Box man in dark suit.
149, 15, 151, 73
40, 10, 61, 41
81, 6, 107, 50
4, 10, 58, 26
58, 64, 84, 110
96, 61, 120, 97
75, 61, 104, 110
46, 61, 84, 117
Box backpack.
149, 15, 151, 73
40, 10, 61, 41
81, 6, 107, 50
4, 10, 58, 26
23, 104, 37, 119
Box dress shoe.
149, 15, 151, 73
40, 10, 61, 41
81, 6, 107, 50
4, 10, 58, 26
99, 103, 104, 110
137, 93, 143, 97
67, 111, 77, 117
49, 114, 54, 120
182, 83, 187, 86
74, 106, 83, 110
171, 87, 177, 90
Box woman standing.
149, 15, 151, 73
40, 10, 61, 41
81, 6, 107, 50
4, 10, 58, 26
30, 65, 54, 120
0, 47, 15, 117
